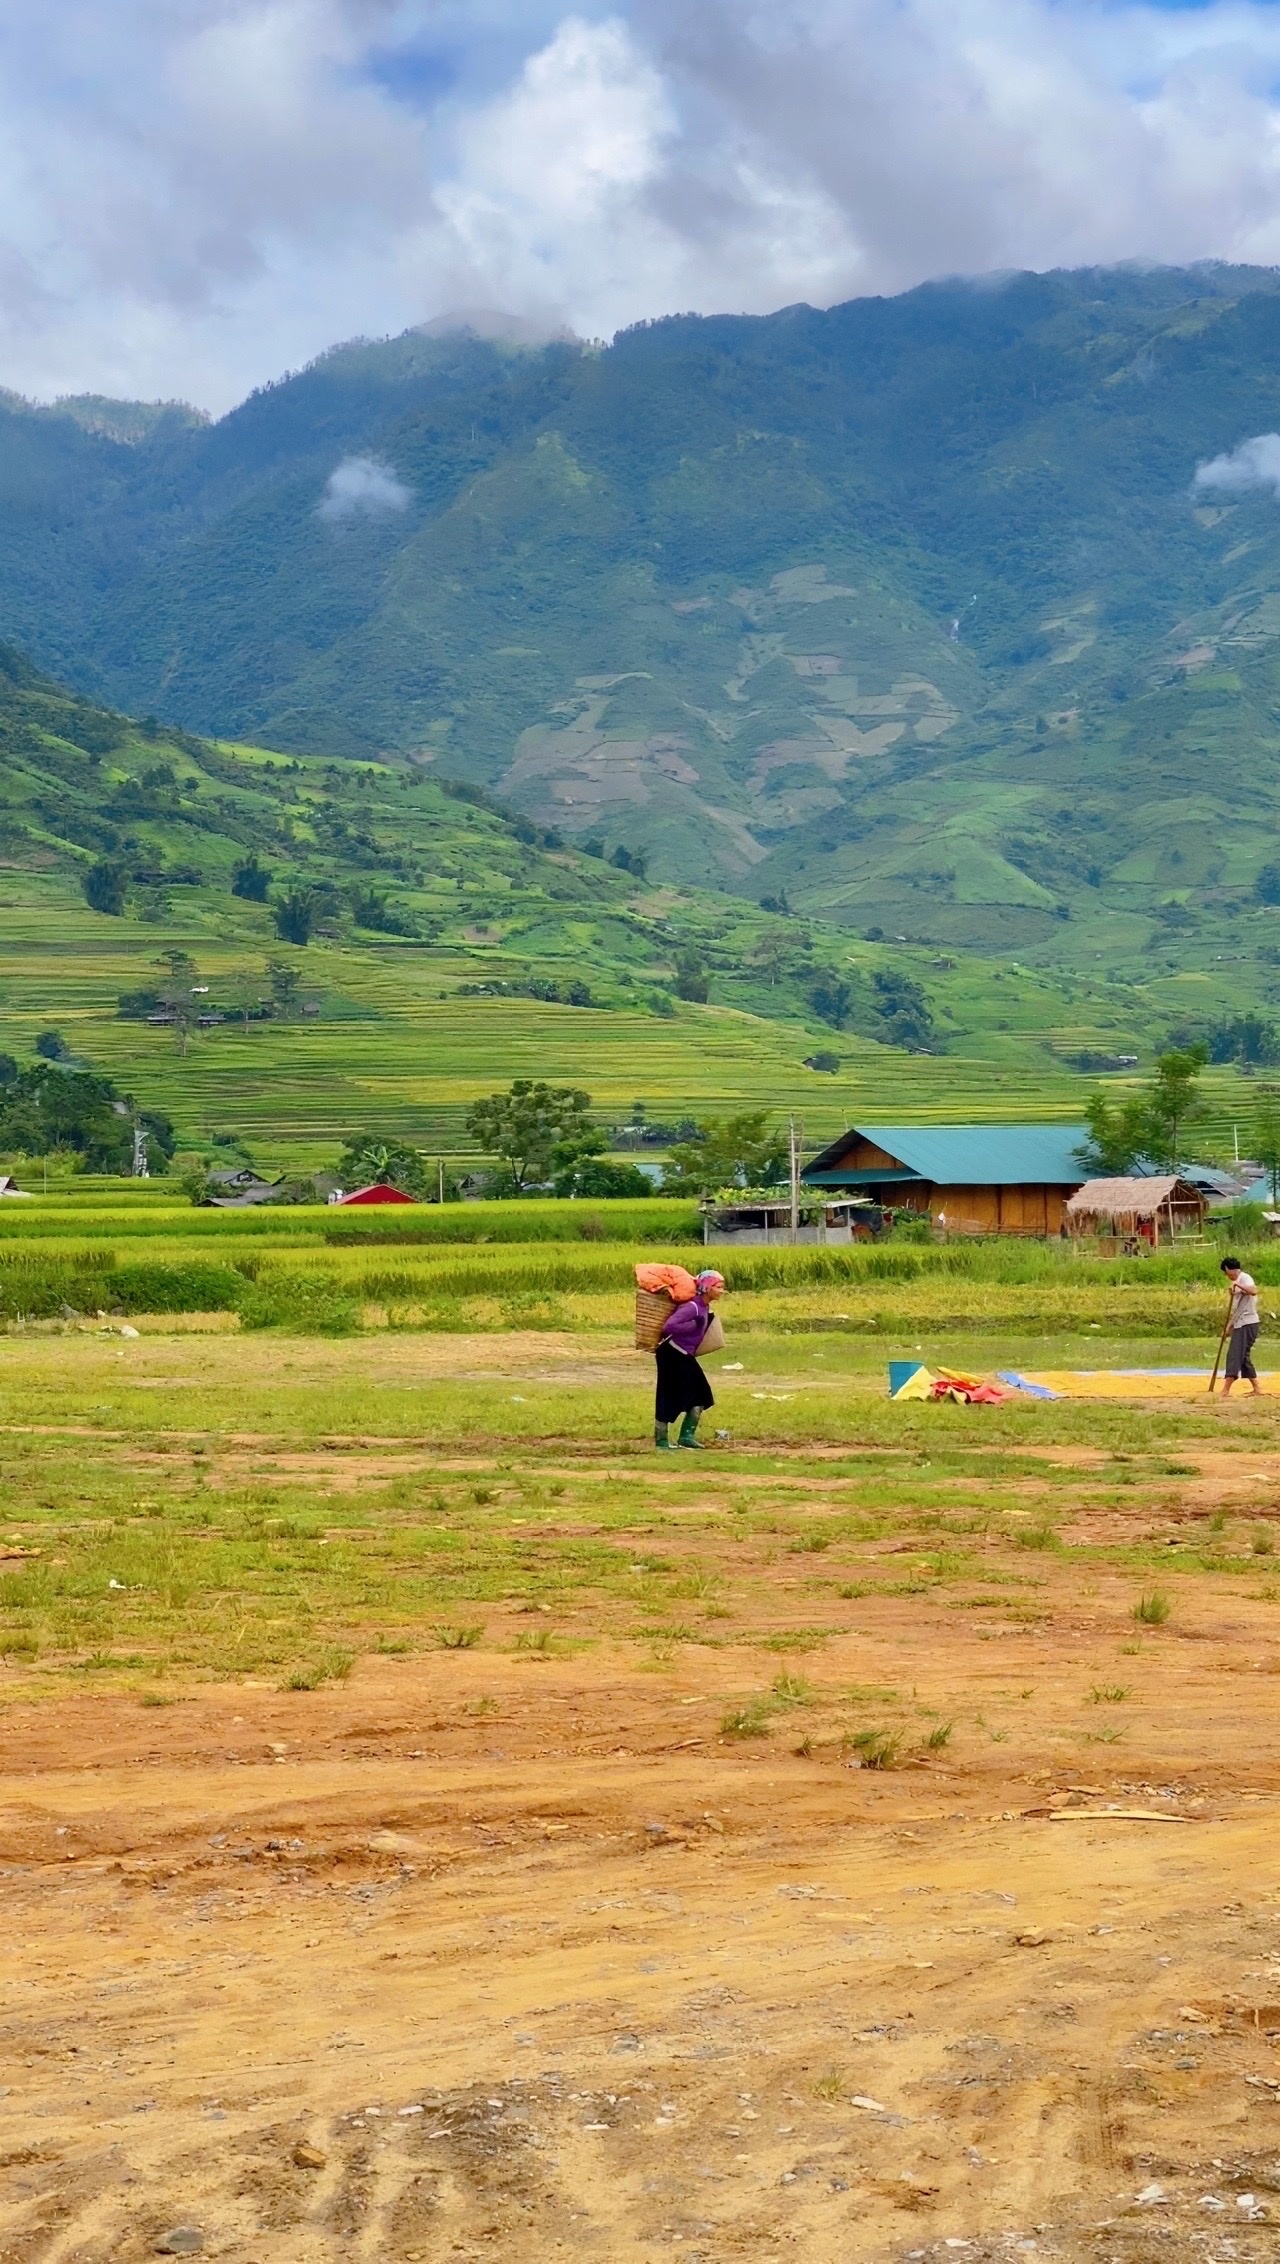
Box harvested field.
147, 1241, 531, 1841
4, 1327, 1280, 2259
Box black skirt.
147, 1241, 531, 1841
654, 1338, 715, 1423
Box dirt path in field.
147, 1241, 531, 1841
6, 1623, 1280, 2264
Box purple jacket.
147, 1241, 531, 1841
660, 1294, 709, 1354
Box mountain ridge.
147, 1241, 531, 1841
5, 264, 1280, 998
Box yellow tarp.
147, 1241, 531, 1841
1016, 1369, 1279, 1400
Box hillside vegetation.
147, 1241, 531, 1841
5, 267, 1280, 996
2, 641, 1279, 1166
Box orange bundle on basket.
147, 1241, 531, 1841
634, 1262, 699, 1351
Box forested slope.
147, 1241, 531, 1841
6, 266, 1280, 987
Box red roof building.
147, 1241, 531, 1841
335, 1183, 417, 1206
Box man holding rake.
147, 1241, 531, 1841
1218, 1257, 1262, 1398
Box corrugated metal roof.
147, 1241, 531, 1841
804, 1124, 1089, 1187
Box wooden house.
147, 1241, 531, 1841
802, 1123, 1089, 1236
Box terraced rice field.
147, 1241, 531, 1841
0, 872, 1266, 1170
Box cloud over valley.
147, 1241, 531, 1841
7, 2, 1280, 408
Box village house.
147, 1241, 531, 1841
802, 1123, 1089, 1236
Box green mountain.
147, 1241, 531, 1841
0, 637, 1276, 1172
8, 265, 1280, 1004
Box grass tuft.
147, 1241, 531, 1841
435, 1623, 484, 1650
1132, 1590, 1171, 1626
845, 1727, 902, 1770
281, 1644, 355, 1691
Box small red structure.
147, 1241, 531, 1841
335, 1183, 416, 1207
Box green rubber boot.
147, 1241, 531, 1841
677, 1411, 706, 1449
654, 1423, 677, 1451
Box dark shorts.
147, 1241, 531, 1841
654, 1338, 715, 1423
1226, 1323, 1260, 1381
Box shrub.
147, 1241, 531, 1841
83, 860, 127, 915
105, 1262, 247, 1313
232, 855, 272, 902
240, 1275, 361, 1335
272, 887, 316, 945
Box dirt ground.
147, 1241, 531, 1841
6, 1333, 1280, 2260
7, 1537, 1280, 2259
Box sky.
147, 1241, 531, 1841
6, 0, 1280, 413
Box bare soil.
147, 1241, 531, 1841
6, 1520, 1280, 2262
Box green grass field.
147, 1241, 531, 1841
0, 1305, 1263, 1696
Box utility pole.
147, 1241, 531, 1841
438, 1159, 445, 1206
789, 1115, 803, 1246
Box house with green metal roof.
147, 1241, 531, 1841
802, 1124, 1089, 1236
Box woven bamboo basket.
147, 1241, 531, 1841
634, 1286, 674, 1351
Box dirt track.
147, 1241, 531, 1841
6, 1600, 1280, 2263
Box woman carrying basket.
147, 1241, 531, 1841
654, 1269, 724, 1451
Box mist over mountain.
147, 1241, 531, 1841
7, 262, 1280, 974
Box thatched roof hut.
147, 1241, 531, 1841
1065, 1175, 1207, 1246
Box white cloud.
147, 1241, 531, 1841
318, 454, 413, 518
1194, 433, 1280, 500
7, 3, 1280, 407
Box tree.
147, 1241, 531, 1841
663, 1111, 788, 1196
348, 885, 416, 936
872, 970, 936, 1050
1257, 863, 1280, 907
549, 1125, 654, 1197
266, 957, 302, 1016
466, 1080, 593, 1194
1254, 1088, 1280, 1205
153, 950, 202, 1056
674, 951, 709, 1003
751, 925, 794, 987
172, 1152, 213, 1205
1077, 1045, 1207, 1175
1076, 1088, 1149, 1176
273, 887, 316, 945
34, 1030, 70, 1062
222, 972, 267, 1032
548, 1119, 643, 1195
808, 971, 852, 1028
232, 854, 272, 902
0, 1062, 174, 1173
336, 1135, 432, 1199
1143, 1045, 1207, 1167
83, 860, 127, 915
1207, 1014, 1280, 1068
